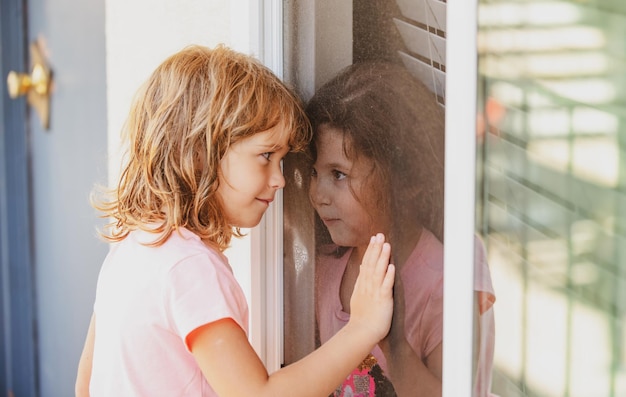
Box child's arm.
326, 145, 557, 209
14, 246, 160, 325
190, 233, 395, 397
75, 313, 96, 397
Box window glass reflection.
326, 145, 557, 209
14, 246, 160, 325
284, 1, 496, 396
307, 61, 446, 396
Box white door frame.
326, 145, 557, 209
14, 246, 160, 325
248, 0, 285, 372
442, 1, 479, 396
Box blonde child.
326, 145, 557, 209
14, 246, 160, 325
307, 62, 496, 397
75, 45, 395, 397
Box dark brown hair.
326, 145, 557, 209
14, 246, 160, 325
307, 61, 444, 242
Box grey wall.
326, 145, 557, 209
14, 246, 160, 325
27, 0, 108, 395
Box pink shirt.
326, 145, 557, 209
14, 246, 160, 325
315, 229, 496, 396
90, 227, 248, 396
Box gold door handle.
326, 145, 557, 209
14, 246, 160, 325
6, 41, 52, 129
7, 64, 49, 98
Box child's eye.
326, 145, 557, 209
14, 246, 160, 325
261, 152, 272, 161
311, 167, 318, 177
332, 170, 347, 181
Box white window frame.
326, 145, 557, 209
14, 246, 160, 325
442, 0, 479, 396
246, 0, 285, 373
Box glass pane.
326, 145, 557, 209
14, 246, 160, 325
476, 0, 626, 395
283, 1, 490, 396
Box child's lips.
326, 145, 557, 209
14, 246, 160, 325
257, 197, 274, 205
321, 217, 340, 226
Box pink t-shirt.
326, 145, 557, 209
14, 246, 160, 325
90, 227, 248, 396
315, 229, 496, 396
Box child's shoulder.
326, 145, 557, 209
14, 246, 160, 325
123, 226, 227, 268
406, 228, 443, 273
420, 227, 443, 250
166, 227, 228, 262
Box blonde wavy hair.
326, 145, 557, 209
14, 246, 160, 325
93, 44, 311, 249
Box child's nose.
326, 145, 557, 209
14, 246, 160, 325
270, 166, 285, 189
309, 179, 329, 206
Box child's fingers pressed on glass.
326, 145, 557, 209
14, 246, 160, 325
359, 233, 393, 292
361, 233, 385, 272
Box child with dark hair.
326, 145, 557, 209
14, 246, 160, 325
308, 61, 496, 397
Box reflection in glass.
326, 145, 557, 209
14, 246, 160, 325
307, 61, 446, 396
283, 1, 496, 396
476, 1, 626, 396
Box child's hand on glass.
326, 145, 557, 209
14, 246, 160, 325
348, 233, 395, 342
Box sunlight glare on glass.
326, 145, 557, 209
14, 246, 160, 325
479, 26, 606, 53
479, 1, 582, 27
525, 52, 608, 78
538, 78, 616, 105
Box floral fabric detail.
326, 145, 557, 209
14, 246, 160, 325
331, 354, 397, 397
